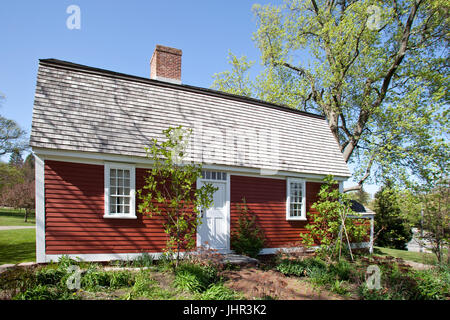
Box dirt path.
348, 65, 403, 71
222, 267, 348, 300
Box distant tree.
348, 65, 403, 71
347, 188, 371, 206
0, 94, 27, 156
9, 148, 23, 167
22, 153, 35, 181
374, 181, 412, 250
0, 162, 23, 193
419, 178, 449, 264
0, 180, 35, 222
0, 153, 35, 222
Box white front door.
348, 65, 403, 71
197, 179, 228, 250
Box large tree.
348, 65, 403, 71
212, 0, 449, 190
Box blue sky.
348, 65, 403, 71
0, 0, 379, 196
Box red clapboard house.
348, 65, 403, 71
30, 45, 373, 263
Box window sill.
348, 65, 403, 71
286, 217, 307, 221
103, 214, 137, 219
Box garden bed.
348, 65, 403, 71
0, 252, 448, 300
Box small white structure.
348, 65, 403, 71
348, 200, 375, 254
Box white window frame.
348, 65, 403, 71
286, 178, 307, 221
104, 162, 136, 219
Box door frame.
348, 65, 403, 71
196, 172, 231, 252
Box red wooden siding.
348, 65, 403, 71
230, 175, 322, 248
44, 160, 168, 254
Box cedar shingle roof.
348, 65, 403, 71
30, 59, 351, 178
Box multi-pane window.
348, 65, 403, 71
286, 178, 306, 220
201, 170, 227, 181
110, 168, 131, 214
104, 163, 136, 219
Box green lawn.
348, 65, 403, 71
0, 228, 36, 264
0, 209, 35, 226
373, 246, 443, 265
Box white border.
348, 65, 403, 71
42, 243, 372, 263
32, 147, 350, 181
34, 153, 46, 263
104, 162, 136, 219
286, 178, 307, 221
196, 172, 231, 251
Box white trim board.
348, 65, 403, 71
34, 153, 46, 263
32, 147, 350, 181
41, 243, 372, 263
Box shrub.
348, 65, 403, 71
128, 271, 175, 299
328, 260, 352, 281
331, 279, 348, 295
199, 283, 239, 300
109, 271, 134, 288
81, 268, 134, 291
276, 260, 307, 277
302, 176, 369, 260
13, 284, 79, 301
132, 253, 155, 268
412, 270, 448, 300
13, 285, 60, 300
174, 263, 219, 293
57, 255, 81, 269
231, 199, 265, 258
35, 268, 66, 286
358, 257, 449, 300
276, 257, 327, 277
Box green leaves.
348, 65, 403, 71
303, 175, 369, 260
211, 0, 449, 191
137, 126, 217, 268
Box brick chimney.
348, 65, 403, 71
150, 45, 182, 84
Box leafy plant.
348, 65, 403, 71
81, 268, 134, 291
35, 268, 66, 286
13, 285, 61, 300
331, 279, 348, 295
302, 175, 369, 261
199, 283, 240, 300
231, 198, 265, 258
138, 126, 217, 268
173, 262, 219, 293
276, 257, 327, 277
128, 270, 175, 299
132, 252, 155, 268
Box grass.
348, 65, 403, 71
0, 228, 36, 264
373, 246, 444, 265
0, 209, 35, 226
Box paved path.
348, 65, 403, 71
0, 226, 35, 231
